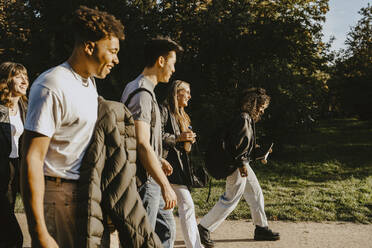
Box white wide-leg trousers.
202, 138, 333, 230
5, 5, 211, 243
199, 165, 268, 232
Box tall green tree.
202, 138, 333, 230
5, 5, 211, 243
330, 4, 372, 119
0, 0, 33, 63
156, 0, 331, 139
1, 0, 333, 143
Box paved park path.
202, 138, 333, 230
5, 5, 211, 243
17, 214, 372, 248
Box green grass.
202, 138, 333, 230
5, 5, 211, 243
191, 118, 372, 223
15, 118, 372, 223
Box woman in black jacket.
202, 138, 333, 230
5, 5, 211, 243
0, 62, 29, 248
197, 88, 280, 248
160, 80, 203, 248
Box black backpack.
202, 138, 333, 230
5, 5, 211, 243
204, 113, 256, 180
204, 128, 237, 179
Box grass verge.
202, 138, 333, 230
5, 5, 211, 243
15, 119, 372, 223
191, 118, 372, 223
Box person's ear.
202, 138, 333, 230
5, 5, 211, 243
158, 55, 166, 68
84, 41, 96, 56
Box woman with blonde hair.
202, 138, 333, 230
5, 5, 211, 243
0, 62, 29, 247
160, 80, 203, 248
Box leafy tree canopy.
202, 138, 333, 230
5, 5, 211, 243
1, 0, 338, 143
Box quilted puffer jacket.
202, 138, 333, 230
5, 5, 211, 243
77, 97, 162, 248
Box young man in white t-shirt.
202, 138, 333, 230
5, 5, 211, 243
20, 6, 124, 248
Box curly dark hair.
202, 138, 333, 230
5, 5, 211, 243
144, 36, 183, 68
72, 6, 125, 44
0, 62, 28, 107
240, 87, 270, 122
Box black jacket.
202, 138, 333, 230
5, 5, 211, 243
0, 99, 27, 193
227, 112, 255, 168
160, 104, 193, 187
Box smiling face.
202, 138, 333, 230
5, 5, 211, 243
177, 84, 191, 108
11, 72, 29, 97
90, 36, 120, 79
159, 51, 176, 83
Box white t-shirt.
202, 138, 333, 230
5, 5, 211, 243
9, 110, 24, 158
25, 62, 98, 180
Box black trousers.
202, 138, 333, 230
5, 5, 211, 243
0, 158, 23, 248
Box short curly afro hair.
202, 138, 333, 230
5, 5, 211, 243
72, 6, 125, 44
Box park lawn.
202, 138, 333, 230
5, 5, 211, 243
192, 118, 372, 223
15, 118, 372, 223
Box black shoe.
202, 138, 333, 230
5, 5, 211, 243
254, 226, 280, 241
198, 224, 215, 248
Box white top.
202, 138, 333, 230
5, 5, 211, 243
9, 110, 24, 158
25, 62, 98, 180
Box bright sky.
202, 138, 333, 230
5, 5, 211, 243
322, 0, 370, 51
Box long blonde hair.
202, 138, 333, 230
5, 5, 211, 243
0, 62, 28, 108
166, 80, 191, 130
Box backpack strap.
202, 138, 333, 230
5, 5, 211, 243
124, 87, 158, 187
124, 87, 156, 129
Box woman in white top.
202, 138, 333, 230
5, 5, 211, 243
0, 62, 29, 248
